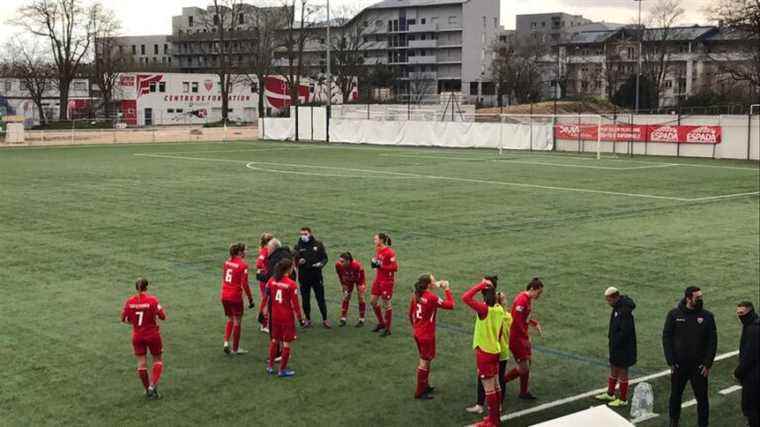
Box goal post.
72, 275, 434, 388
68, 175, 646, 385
498, 113, 605, 159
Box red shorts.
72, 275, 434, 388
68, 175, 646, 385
132, 334, 163, 356
371, 281, 394, 299
475, 347, 500, 379
222, 299, 244, 317
415, 337, 436, 361
342, 282, 366, 295
270, 321, 297, 342
509, 336, 532, 361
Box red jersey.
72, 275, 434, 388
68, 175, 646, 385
335, 259, 366, 287
409, 289, 455, 340
255, 247, 270, 283
372, 246, 398, 286
263, 276, 303, 324
220, 256, 252, 302
510, 291, 533, 339
121, 293, 165, 338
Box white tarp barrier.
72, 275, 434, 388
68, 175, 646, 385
530, 405, 634, 427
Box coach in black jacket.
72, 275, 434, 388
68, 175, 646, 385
734, 301, 759, 427
293, 227, 329, 328
662, 286, 717, 427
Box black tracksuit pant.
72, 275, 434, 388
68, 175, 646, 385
300, 274, 327, 322
669, 364, 709, 426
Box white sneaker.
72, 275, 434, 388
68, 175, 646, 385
465, 404, 484, 414
232, 348, 248, 355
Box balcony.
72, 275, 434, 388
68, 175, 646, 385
408, 23, 438, 33
408, 55, 437, 64
409, 39, 437, 49
405, 71, 438, 80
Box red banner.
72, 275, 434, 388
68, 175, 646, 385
554, 123, 722, 144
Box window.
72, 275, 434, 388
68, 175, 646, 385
168, 109, 175, 113
176, 108, 184, 113
239, 13, 244, 25
164, 44, 168, 54
470, 82, 479, 95
154, 44, 158, 54
149, 82, 157, 92
421, 18, 426, 25
541, 21, 546, 27
168, 57, 172, 64
421, 34, 426, 40
448, 16, 457, 25
665, 80, 673, 88
531, 22, 536, 28
182, 82, 190, 93
407, 19, 416, 25
188, 16, 193, 26
4, 81, 12, 92
141, 45, 145, 55
494, 17, 498, 28
159, 82, 166, 93
191, 82, 199, 93
73, 81, 87, 91
483, 16, 486, 28
388, 20, 392, 32
251, 83, 258, 93
626, 47, 635, 59
162, 57, 166, 63
131, 45, 136, 54
213, 15, 219, 25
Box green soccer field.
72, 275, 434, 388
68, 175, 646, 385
1, 140, 758, 426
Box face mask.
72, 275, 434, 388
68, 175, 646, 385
693, 299, 704, 311
739, 310, 755, 325
300, 235, 310, 243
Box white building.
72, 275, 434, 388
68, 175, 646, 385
0, 78, 91, 126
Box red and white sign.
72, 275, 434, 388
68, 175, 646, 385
555, 124, 722, 144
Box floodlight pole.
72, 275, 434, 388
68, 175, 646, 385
634, 0, 643, 114
750, 104, 759, 160
326, 0, 331, 143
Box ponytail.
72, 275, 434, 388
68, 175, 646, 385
260, 233, 274, 248
135, 277, 149, 292
377, 232, 392, 247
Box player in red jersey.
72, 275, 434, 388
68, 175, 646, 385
262, 258, 304, 377
255, 233, 274, 333
504, 277, 544, 400
121, 277, 166, 400
370, 233, 398, 337
219, 242, 254, 355
335, 252, 367, 327
408, 274, 455, 400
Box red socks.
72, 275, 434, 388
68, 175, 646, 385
504, 368, 520, 383
137, 368, 150, 390
232, 324, 241, 352
607, 376, 618, 396
619, 380, 629, 401
268, 341, 278, 368
341, 298, 349, 318
359, 302, 366, 319
519, 371, 530, 395
224, 320, 233, 342
415, 367, 429, 398
151, 362, 163, 387
384, 308, 393, 332
373, 305, 384, 326
486, 391, 501, 426
280, 347, 291, 371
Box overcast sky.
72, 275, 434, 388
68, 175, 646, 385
0, 0, 714, 41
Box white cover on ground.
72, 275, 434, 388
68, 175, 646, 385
530, 405, 634, 427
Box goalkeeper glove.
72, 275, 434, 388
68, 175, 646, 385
371, 259, 380, 269
248, 300, 255, 309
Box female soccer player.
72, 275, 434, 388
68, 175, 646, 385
335, 252, 367, 327
462, 278, 505, 427
262, 258, 303, 377
408, 274, 455, 400
370, 233, 398, 337
220, 242, 254, 355
466, 278, 512, 414
121, 277, 166, 400
504, 277, 544, 400
256, 233, 274, 332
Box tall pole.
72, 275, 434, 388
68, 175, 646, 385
635, 0, 642, 113
326, 0, 331, 142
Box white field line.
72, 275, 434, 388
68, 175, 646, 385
463, 351, 740, 426
719, 385, 742, 395
133, 153, 759, 203
147, 146, 311, 155
688, 191, 760, 202
379, 153, 678, 171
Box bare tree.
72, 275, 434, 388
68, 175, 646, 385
641, 0, 685, 106
91, 4, 124, 119
491, 34, 547, 104
5, 41, 56, 125
278, 0, 318, 111
14, 0, 105, 120
241, 4, 289, 118
328, 6, 367, 103
408, 71, 435, 104
707, 0, 760, 95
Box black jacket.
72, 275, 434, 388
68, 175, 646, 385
293, 237, 327, 280
662, 299, 718, 368
264, 246, 295, 282
734, 311, 759, 391
608, 295, 637, 368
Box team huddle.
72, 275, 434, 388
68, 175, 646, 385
119, 228, 759, 427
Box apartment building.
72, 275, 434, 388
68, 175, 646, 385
515, 12, 593, 42
107, 35, 175, 69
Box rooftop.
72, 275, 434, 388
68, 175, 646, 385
367, 0, 465, 9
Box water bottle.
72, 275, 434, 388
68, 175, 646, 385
630, 382, 655, 419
